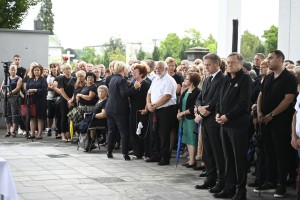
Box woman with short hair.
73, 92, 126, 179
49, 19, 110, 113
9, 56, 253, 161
1, 64, 23, 137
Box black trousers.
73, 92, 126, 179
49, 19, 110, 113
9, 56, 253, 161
150, 105, 175, 162
221, 126, 248, 190
59, 99, 69, 133
202, 124, 225, 183
129, 110, 150, 158
261, 122, 295, 186
106, 111, 130, 155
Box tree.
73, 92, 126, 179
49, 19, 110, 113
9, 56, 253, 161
240, 30, 262, 61
103, 36, 126, 54
80, 47, 101, 65
184, 28, 203, 47
262, 25, 278, 53
137, 47, 145, 61
203, 34, 217, 53
38, 0, 54, 34
108, 48, 126, 63
152, 45, 160, 61
159, 33, 182, 60
0, 0, 41, 29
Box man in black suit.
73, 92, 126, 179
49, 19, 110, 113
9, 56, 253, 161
105, 61, 141, 160
215, 52, 252, 200
195, 53, 225, 194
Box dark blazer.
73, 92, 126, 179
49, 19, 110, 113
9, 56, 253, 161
178, 87, 200, 120
196, 71, 224, 127
105, 74, 139, 115
217, 69, 252, 128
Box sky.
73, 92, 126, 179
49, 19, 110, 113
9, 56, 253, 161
20, 0, 279, 50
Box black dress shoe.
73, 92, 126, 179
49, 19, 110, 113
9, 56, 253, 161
193, 165, 205, 170
157, 160, 170, 166
199, 171, 207, 177
195, 182, 215, 190
145, 157, 159, 162
209, 182, 225, 193
182, 162, 188, 167
186, 163, 196, 168
107, 153, 113, 158
213, 191, 235, 198
123, 154, 131, 161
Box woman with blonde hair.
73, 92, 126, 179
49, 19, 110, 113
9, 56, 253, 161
58, 64, 75, 142
1, 64, 23, 137
105, 61, 141, 160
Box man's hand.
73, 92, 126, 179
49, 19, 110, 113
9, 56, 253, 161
147, 103, 155, 112
198, 105, 211, 117
263, 114, 273, 124
194, 113, 201, 123
216, 114, 228, 125
139, 109, 148, 115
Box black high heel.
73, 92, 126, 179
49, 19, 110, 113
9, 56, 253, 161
123, 155, 131, 161
107, 153, 113, 158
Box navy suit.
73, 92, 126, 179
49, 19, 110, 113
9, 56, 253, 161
196, 71, 225, 185
105, 74, 139, 155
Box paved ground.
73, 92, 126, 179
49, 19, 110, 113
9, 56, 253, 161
0, 131, 296, 200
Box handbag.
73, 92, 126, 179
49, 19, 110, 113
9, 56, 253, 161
67, 106, 85, 124
21, 96, 36, 117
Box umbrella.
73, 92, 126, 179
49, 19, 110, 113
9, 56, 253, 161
176, 120, 184, 167
69, 120, 74, 140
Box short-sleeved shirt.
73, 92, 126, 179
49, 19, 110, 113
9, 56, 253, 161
171, 73, 184, 86
58, 76, 75, 99
17, 66, 26, 78
148, 73, 177, 109
261, 68, 298, 123
78, 84, 97, 106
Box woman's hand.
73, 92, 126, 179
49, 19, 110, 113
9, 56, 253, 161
177, 111, 185, 120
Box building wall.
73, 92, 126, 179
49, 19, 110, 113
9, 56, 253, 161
217, 0, 242, 58
0, 29, 49, 127
278, 0, 300, 61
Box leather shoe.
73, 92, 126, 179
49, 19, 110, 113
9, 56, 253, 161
195, 182, 215, 190
213, 191, 235, 199
157, 160, 170, 166
145, 157, 159, 162
199, 171, 207, 177
193, 165, 205, 171
209, 182, 225, 193
182, 162, 189, 167
107, 153, 113, 158
186, 163, 196, 168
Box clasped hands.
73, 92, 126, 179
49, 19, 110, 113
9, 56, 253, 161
215, 114, 228, 125
27, 89, 37, 95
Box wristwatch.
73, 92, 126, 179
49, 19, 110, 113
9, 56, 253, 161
269, 112, 274, 117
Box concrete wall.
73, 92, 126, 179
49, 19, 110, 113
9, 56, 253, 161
217, 0, 242, 58
0, 29, 49, 127
278, 0, 300, 61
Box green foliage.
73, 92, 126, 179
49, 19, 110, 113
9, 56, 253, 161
0, 0, 41, 29
137, 47, 146, 61
103, 36, 126, 54
107, 48, 126, 63
159, 33, 182, 60
38, 0, 54, 34
241, 30, 262, 61
184, 28, 203, 47
262, 25, 278, 53
80, 47, 101, 65
203, 34, 217, 53
152, 45, 160, 61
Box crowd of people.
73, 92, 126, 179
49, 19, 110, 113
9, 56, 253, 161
1, 51, 300, 200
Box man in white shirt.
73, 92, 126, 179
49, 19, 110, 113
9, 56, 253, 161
146, 61, 177, 165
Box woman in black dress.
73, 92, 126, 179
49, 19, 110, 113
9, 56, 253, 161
58, 64, 75, 142
88, 85, 108, 149
129, 64, 151, 159
26, 64, 48, 139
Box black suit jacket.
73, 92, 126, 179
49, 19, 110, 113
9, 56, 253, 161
105, 74, 139, 115
178, 88, 201, 120
196, 71, 224, 127
217, 69, 252, 128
